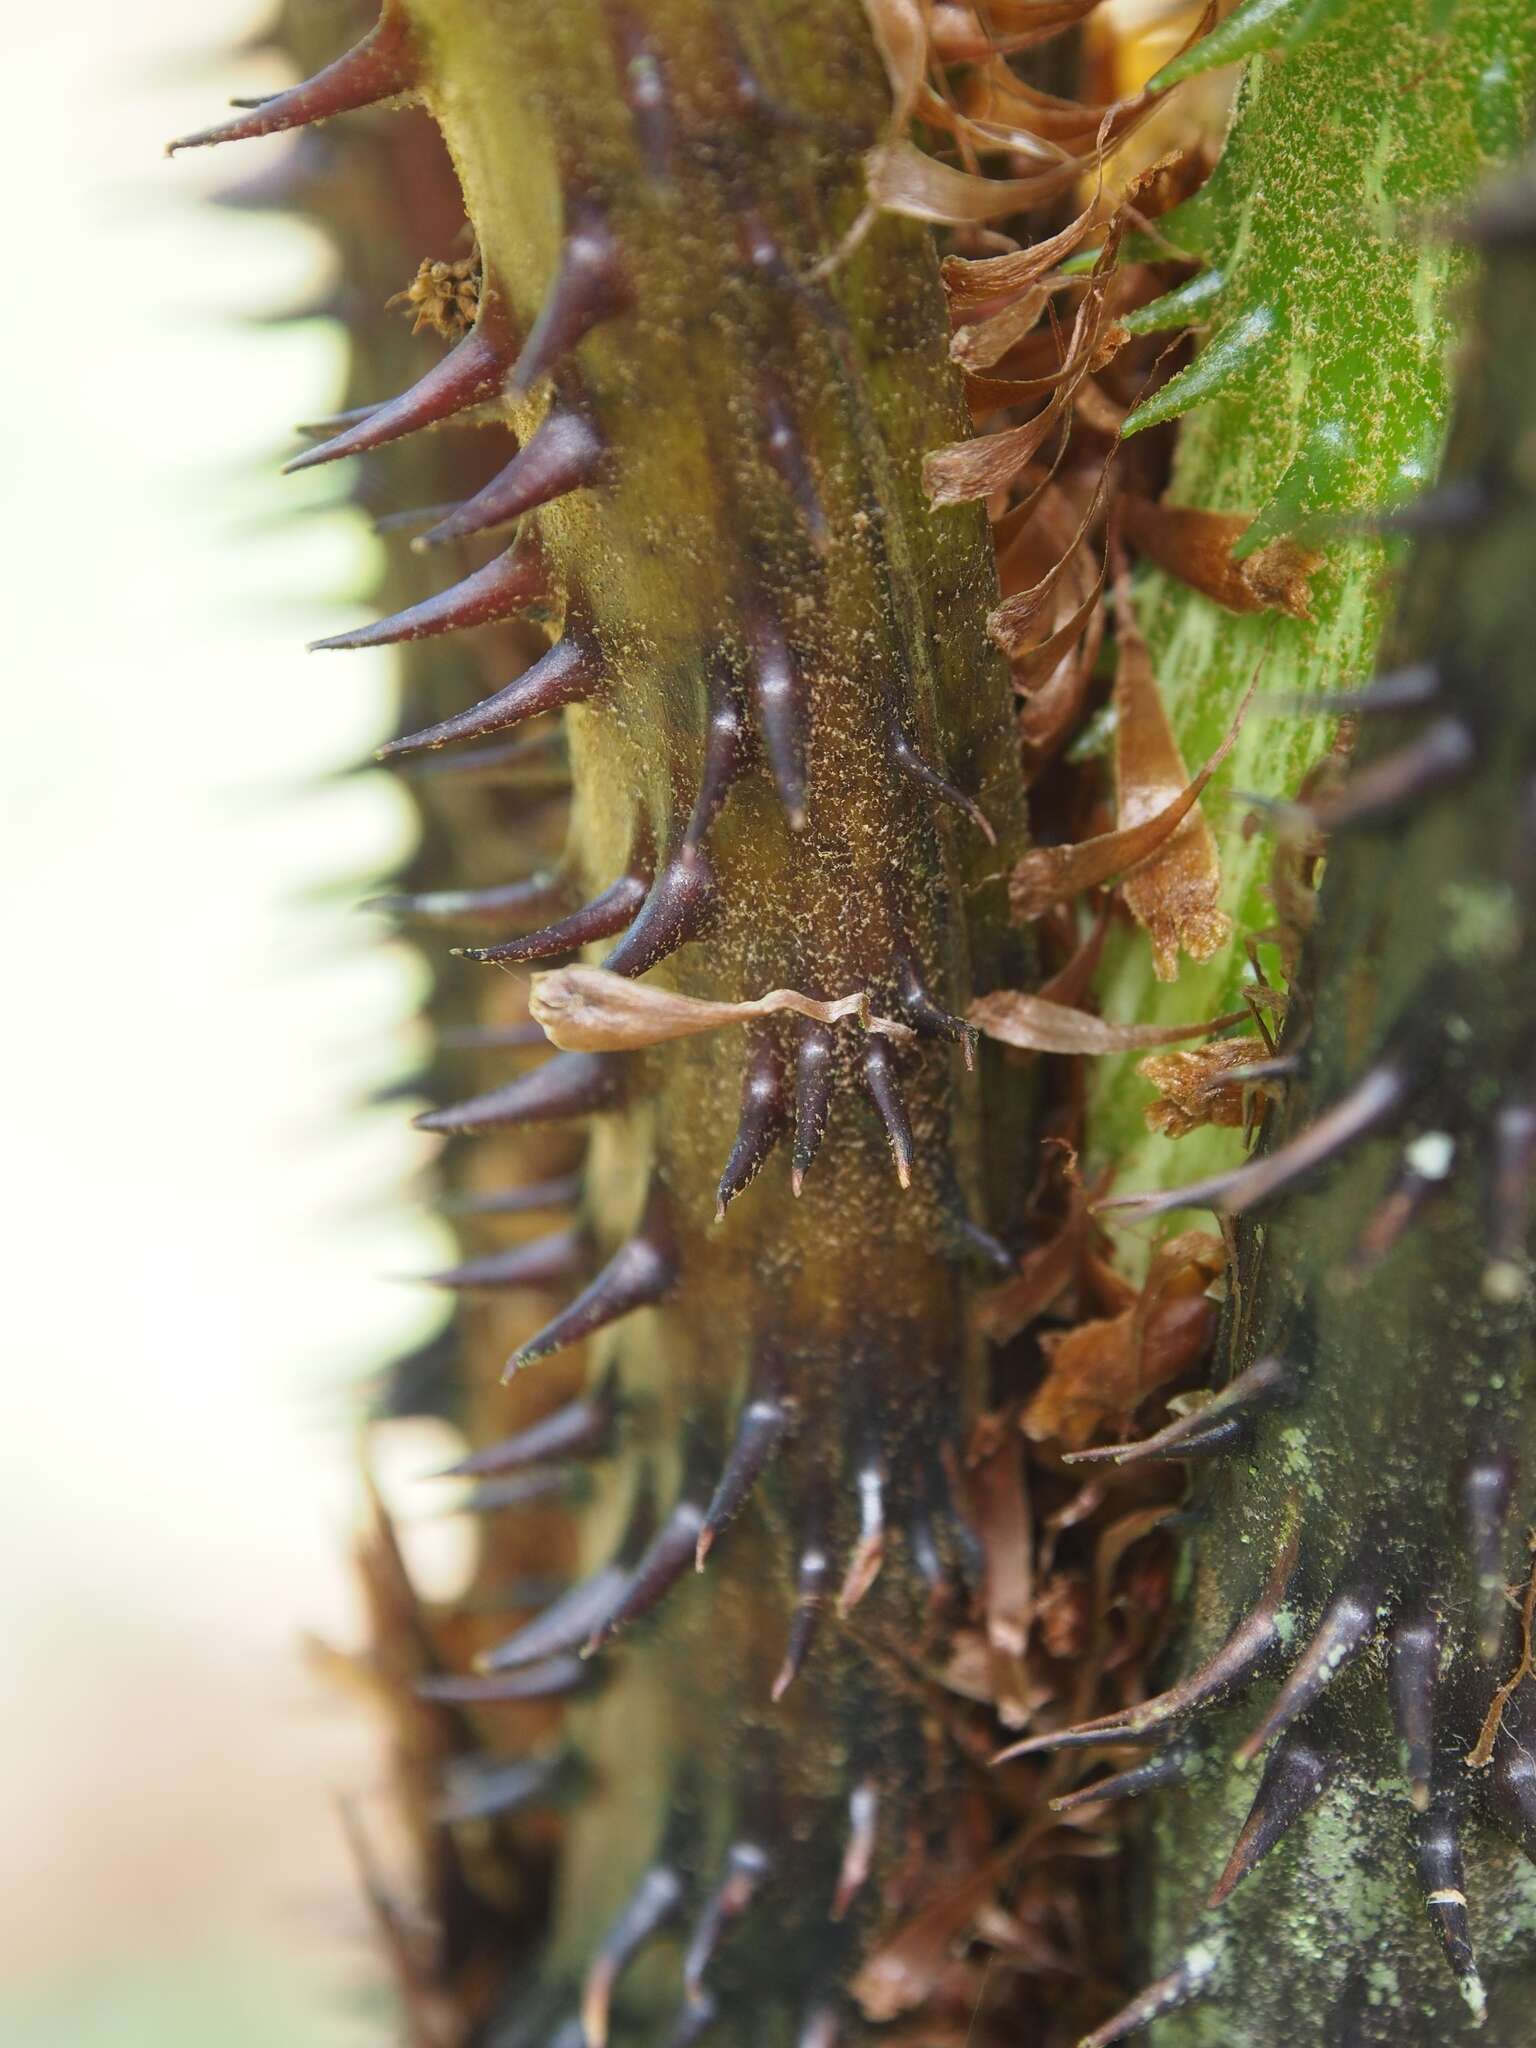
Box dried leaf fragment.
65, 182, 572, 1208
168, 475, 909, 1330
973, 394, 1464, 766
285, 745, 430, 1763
1139, 1034, 1270, 1138
1121, 493, 1319, 621
1022, 1231, 1225, 1450
965, 1412, 1034, 1724
1110, 564, 1234, 977
529, 966, 914, 1051
866, 138, 1083, 227
969, 989, 1248, 1057
1007, 661, 1252, 925
925, 223, 1128, 506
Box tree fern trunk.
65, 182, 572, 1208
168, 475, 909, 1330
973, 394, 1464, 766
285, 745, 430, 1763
193, 2, 1034, 2041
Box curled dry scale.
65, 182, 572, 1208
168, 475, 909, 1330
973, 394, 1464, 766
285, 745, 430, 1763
173, 2, 1536, 2044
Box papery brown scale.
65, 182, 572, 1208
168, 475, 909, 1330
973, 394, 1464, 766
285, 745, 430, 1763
942, 204, 1103, 311
1121, 492, 1320, 621
1010, 564, 1104, 692
926, 226, 1126, 506
951, 283, 1054, 375
868, 138, 1091, 228
1022, 1231, 1225, 1449
1139, 1034, 1272, 1138
989, 466, 1113, 655
929, 0, 1106, 64
968, 989, 1249, 1058
1110, 563, 1233, 977
964, 1412, 1034, 1725
1007, 687, 1244, 922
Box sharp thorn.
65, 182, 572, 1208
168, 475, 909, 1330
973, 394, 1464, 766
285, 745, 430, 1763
1490, 1695, 1536, 1859
296, 400, 381, 439
417, 409, 606, 548
1062, 1356, 1293, 1468
452, 1467, 572, 1512
167, 10, 417, 153
390, 727, 569, 785
1369, 477, 1492, 537
426, 1228, 585, 1293
440, 1173, 584, 1219
1346, 1149, 1446, 1274
1078, 1954, 1216, 2047
1209, 1726, 1335, 1905
1047, 1733, 1203, 1814
686, 673, 750, 846
1267, 664, 1442, 719
310, 535, 546, 649
581, 1865, 685, 2048
716, 1030, 790, 1218
506, 1187, 676, 1374
748, 611, 809, 830
1306, 716, 1476, 833
479, 1563, 630, 1672
1487, 1097, 1536, 1287
791, 1021, 836, 1196
682, 1842, 770, 2000
435, 1751, 568, 1826
463, 871, 651, 965
1098, 1061, 1410, 1221
282, 298, 516, 471
509, 202, 631, 397
894, 951, 976, 1065
889, 722, 996, 843
774, 1499, 831, 1700
416, 1654, 593, 1705
584, 1499, 704, 1652
1388, 1608, 1440, 1812
836, 1449, 887, 1615
1461, 1448, 1517, 1661
414, 1050, 622, 1135
830, 1778, 879, 1921
440, 1378, 616, 1478
1416, 1786, 1486, 2022
602, 844, 720, 977
757, 372, 828, 547
1235, 1582, 1379, 1764
861, 1037, 915, 1188
378, 635, 602, 758
998, 1543, 1294, 1758
697, 1391, 794, 1567
1064, 1412, 1249, 1468
364, 869, 567, 927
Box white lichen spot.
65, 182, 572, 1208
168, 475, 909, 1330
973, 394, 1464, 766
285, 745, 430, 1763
1483, 1257, 1531, 1306
1404, 1130, 1455, 1180
1184, 1938, 1225, 1985
1440, 879, 1522, 965
1458, 1968, 1488, 2025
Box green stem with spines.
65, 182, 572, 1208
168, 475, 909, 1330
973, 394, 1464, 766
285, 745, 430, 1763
1085, 0, 1536, 1223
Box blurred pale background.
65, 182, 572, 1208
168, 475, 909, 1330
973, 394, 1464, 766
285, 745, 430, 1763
0, 4, 454, 2040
